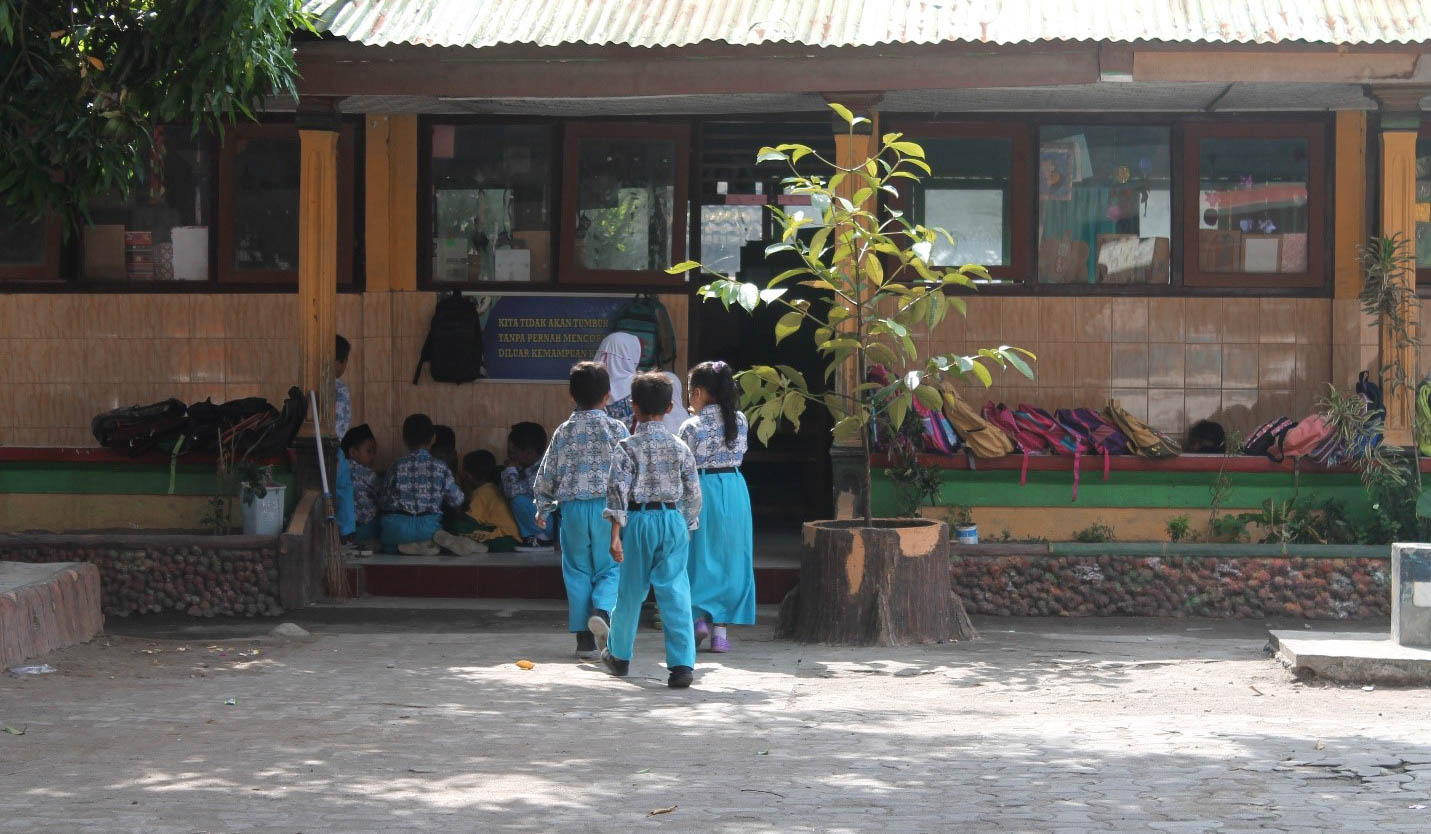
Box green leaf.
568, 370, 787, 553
967, 360, 993, 388
866, 342, 898, 367
915, 384, 943, 412
737, 282, 760, 312
809, 226, 832, 259
751, 365, 782, 385
757, 149, 789, 164
833, 416, 865, 444
903, 370, 922, 391
828, 102, 855, 125
759, 288, 789, 304
889, 141, 926, 158
666, 260, 700, 275
774, 311, 803, 344
1417, 489, 1431, 519
738, 371, 761, 397
852, 187, 873, 207
775, 364, 809, 392
863, 253, 884, 286
782, 391, 806, 427
765, 242, 796, 258
756, 415, 779, 446
887, 393, 910, 432
1001, 348, 1034, 380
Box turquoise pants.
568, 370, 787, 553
379, 512, 441, 552
510, 495, 542, 540
354, 519, 379, 542
334, 454, 355, 537
688, 471, 756, 625
609, 508, 695, 670
559, 498, 620, 633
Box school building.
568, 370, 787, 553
3, 0, 1431, 545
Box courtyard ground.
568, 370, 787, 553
3, 601, 1430, 833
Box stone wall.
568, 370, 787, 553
952, 550, 1390, 619
0, 562, 104, 666
0, 534, 284, 618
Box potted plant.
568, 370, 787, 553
949, 505, 978, 545
236, 463, 286, 536
669, 103, 1032, 645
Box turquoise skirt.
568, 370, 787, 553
687, 470, 755, 625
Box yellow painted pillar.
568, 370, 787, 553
364, 114, 419, 293
1330, 112, 1375, 413
826, 96, 881, 519
299, 127, 339, 434
1373, 89, 1424, 446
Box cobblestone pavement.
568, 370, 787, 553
3, 608, 1430, 833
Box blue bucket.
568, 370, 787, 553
955, 524, 978, 545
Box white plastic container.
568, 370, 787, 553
955, 523, 979, 545
241, 485, 287, 536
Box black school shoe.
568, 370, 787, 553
575, 631, 597, 659
667, 666, 694, 689
600, 649, 629, 677
587, 609, 611, 653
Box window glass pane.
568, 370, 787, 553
0, 205, 45, 266
1038, 126, 1171, 284
1196, 136, 1310, 274
232, 135, 299, 273
699, 205, 763, 278
575, 139, 675, 272
83, 126, 212, 281
430, 124, 554, 283
913, 137, 1012, 269
1417, 138, 1431, 271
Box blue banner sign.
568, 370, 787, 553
470, 293, 630, 382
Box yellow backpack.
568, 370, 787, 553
940, 384, 1014, 459
1103, 399, 1180, 459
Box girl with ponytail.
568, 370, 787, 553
678, 361, 755, 652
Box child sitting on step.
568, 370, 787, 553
378, 413, 465, 556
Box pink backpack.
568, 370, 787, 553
1016, 404, 1091, 501
982, 402, 1046, 487
1282, 415, 1339, 463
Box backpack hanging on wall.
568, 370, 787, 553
612, 293, 677, 370
1243, 416, 1297, 462
413, 291, 484, 384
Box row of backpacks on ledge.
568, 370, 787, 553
875, 367, 1390, 501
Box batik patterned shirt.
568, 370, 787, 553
678, 405, 749, 469
335, 378, 351, 438
350, 459, 380, 526
605, 396, 634, 429
533, 409, 630, 522
380, 449, 464, 515
604, 422, 701, 530
501, 463, 539, 499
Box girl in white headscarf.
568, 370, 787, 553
594, 332, 641, 427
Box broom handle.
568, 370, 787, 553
309, 390, 331, 497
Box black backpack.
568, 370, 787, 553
91, 398, 189, 456
612, 293, 676, 370
413, 291, 484, 384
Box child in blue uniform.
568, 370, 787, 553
533, 362, 630, 659
592, 372, 702, 689
333, 335, 358, 547
502, 422, 552, 551
679, 361, 755, 653
340, 423, 381, 546
379, 413, 465, 556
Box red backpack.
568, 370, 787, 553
983, 402, 1046, 486
1016, 404, 1091, 501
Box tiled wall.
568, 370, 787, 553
0, 291, 688, 469
0, 289, 1396, 453
938, 297, 1374, 440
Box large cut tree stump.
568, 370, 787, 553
777, 518, 975, 646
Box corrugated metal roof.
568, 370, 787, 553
304, 0, 1431, 49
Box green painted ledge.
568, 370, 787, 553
951, 542, 1392, 560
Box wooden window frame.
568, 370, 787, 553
560, 121, 690, 286
217, 121, 356, 285
881, 121, 1033, 284
1181, 121, 1327, 289
416, 117, 561, 290
0, 214, 62, 282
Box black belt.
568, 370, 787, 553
700, 467, 738, 475
628, 501, 676, 511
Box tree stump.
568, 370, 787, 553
777, 518, 975, 646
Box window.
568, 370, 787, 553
81, 126, 214, 281
1037, 125, 1172, 285
0, 205, 60, 281
1182, 123, 1325, 288
217, 122, 356, 285
426, 123, 555, 285
561, 123, 689, 284
1416, 130, 1431, 285
891, 124, 1030, 282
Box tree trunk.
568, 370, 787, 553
777, 518, 975, 646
